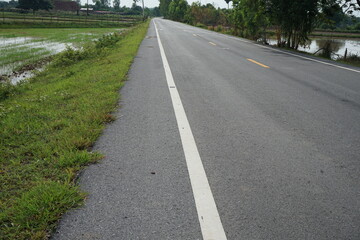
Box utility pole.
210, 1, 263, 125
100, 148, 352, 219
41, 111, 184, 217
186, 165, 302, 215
141, 0, 145, 21
87, 0, 89, 16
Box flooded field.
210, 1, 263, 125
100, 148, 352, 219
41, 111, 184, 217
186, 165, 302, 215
0, 37, 68, 72
267, 37, 360, 59
0, 28, 124, 84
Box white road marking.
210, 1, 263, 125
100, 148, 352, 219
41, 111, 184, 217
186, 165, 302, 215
209, 42, 217, 46
154, 20, 228, 240
193, 34, 198, 37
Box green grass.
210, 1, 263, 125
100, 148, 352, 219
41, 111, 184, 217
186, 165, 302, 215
0, 11, 141, 28
0, 21, 134, 29
2, 11, 141, 21
0, 27, 127, 43
0, 47, 51, 65
0, 20, 149, 239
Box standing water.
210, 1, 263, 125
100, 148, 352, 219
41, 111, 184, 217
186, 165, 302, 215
0, 37, 70, 84
267, 37, 360, 59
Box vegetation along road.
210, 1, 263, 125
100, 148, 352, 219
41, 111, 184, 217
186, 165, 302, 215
52, 18, 360, 239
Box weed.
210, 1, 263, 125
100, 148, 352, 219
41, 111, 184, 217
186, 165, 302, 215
337, 53, 360, 67
1, 182, 84, 239
0, 78, 19, 101
53, 46, 92, 66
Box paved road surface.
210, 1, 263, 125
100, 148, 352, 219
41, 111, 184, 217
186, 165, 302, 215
52, 19, 360, 240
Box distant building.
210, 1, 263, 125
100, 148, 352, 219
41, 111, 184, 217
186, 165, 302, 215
80, 8, 94, 12
53, 1, 80, 12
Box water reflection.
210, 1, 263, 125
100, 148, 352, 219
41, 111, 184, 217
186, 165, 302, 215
267, 37, 360, 59
315, 39, 344, 53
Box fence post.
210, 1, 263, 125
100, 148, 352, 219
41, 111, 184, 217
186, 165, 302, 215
344, 48, 348, 60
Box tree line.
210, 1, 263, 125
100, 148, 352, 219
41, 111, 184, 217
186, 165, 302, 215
1, 0, 161, 17
159, 0, 360, 49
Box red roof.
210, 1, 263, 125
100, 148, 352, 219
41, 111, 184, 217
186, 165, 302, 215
54, 1, 80, 11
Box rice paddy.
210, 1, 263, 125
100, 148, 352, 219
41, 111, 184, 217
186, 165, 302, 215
0, 28, 125, 77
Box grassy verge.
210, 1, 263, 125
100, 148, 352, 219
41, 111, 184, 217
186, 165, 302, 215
0, 20, 149, 239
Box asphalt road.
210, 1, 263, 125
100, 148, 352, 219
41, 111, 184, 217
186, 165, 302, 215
52, 19, 360, 240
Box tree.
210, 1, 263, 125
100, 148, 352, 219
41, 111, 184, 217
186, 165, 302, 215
113, 0, 120, 10
92, 0, 110, 9
339, 0, 360, 14
159, 0, 172, 18
152, 6, 161, 16
17, 0, 53, 12
224, 0, 231, 9
265, 0, 319, 49
231, 0, 269, 40
0, 0, 18, 8
168, 0, 188, 21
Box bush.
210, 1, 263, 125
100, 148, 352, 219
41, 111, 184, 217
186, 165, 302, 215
195, 22, 206, 28
53, 33, 123, 67
215, 25, 223, 32
353, 23, 360, 31
94, 32, 122, 49
53, 46, 92, 67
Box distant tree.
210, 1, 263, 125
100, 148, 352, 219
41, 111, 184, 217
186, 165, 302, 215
113, 0, 120, 10
339, 0, 360, 14
131, 1, 142, 14
201, 4, 219, 26
17, 0, 53, 12
92, 0, 109, 9
0, 0, 18, 8
159, 0, 171, 17
224, 0, 230, 9
187, 2, 202, 25
152, 6, 161, 16
168, 0, 188, 21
